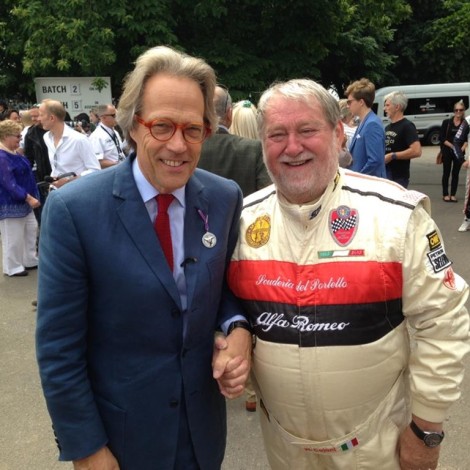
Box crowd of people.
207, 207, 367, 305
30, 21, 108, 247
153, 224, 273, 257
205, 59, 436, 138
0, 99, 129, 277
1, 46, 469, 470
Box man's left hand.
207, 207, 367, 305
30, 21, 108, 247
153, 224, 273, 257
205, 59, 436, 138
212, 328, 251, 399
398, 423, 440, 470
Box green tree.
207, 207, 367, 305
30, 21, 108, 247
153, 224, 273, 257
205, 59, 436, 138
422, 0, 470, 82
179, 0, 411, 99
2, 0, 464, 102
384, 0, 470, 86
318, 0, 412, 93
10, 0, 178, 99
0, 0, 28, 99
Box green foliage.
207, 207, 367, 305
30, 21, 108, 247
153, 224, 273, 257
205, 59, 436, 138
384, 0, 470, 86
0, 0, 468, 102
91, 77, 108, 93
423, 0, 470, 81
319, 0, 411, 93
12, 0, 117, 76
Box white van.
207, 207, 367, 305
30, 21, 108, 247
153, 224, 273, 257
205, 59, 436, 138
372, 83, 470, 145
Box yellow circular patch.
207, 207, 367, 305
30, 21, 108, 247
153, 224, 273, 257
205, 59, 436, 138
245, 215, 271, 248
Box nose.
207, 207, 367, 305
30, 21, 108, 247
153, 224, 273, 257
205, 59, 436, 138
284, 132, 304, 157
165, 128, 188, 153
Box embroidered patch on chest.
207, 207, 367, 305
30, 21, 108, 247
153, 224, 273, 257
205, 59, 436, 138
329, 205, 358, 247
246, 215, 271, 248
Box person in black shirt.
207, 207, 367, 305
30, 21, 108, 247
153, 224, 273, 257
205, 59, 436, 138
384, 91, 422, 188
23, 106, 51, 224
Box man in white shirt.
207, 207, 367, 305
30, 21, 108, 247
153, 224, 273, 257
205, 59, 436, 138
38, 99, 100, 188
89, 104, 126, 168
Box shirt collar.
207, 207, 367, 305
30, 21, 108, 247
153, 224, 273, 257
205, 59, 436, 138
100, 122, 115, 133
132, 157, 185, 207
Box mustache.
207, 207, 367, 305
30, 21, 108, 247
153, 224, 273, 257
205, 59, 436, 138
278, 152, 315, 164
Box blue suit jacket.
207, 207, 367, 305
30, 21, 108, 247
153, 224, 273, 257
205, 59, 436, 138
36, 155, 243, 470
349, 110, 386, 177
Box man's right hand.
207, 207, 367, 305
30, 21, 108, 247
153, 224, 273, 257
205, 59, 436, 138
73, 446, 120, 470
53, 175, 76, 189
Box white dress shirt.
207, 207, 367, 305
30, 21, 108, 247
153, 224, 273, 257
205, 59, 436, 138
43, 124, 101, 176
132, 158, 244, 333
133, 158, 187, 311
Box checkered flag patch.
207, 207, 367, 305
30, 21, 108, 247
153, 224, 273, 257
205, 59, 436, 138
331, 214, 357, 233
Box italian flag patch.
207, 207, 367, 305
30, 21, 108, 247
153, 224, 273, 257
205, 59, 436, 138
340, 437, 359, 451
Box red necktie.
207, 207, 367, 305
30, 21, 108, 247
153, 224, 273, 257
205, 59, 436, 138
154, 194, 174, 271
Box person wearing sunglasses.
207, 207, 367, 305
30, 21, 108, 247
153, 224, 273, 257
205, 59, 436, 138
0, 119, 40, 276
89, 103, 126, 168
439, 100, 469, 202
36, 46, 251, 470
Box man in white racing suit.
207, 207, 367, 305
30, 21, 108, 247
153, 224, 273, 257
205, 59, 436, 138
227, 79, 470, 470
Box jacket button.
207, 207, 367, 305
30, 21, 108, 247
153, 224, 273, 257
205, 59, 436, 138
171, 308, 180, 318
169, 399, 179, 408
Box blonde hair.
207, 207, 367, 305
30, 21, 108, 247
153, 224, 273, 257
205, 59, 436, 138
41, 99, 66, 121
0, 119, 22, 140
345, 78, 376, 108
229, 100, 258, 139
117, 45, 217, 151
338, 99, 353, 121
0, 120, 23, 152
20, 110, 33, 127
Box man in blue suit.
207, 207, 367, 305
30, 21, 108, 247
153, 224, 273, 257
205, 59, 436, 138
36, 46, 251, 470
346, 78, 386, 178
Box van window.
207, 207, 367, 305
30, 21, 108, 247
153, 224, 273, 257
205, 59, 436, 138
405, 96, 469, 117
408, 96, 469, 115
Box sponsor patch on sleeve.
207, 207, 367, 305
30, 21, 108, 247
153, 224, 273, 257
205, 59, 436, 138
426, 230, 451, 273
426, 230, 441, 250
427, 246, 452, 273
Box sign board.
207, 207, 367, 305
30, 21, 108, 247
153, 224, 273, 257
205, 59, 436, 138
34, 77, 112, 119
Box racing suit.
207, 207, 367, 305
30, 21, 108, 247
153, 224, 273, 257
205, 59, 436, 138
227, 169, 470, 469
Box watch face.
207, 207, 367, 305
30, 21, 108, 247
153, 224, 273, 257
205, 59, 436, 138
423, 433, 444, 448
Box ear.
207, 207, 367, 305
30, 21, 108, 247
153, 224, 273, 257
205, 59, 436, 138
129, 122, 137, 143
226, 107, 233, 128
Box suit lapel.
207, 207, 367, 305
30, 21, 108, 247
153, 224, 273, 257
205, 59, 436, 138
112, 157, 182, 308
183, 175, 208, 310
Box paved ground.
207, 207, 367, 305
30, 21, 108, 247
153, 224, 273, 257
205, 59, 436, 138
1, 145, 469, 469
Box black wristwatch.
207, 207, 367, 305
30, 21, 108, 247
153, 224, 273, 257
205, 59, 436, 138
409, 420, 445, 448
227, 320, 252, 336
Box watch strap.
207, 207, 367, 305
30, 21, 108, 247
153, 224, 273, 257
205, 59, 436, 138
227, 320, 252, 336
410, 420, 444, 447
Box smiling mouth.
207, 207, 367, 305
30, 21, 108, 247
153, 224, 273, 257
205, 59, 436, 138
285, 160, 310, 166
162, 159, 184, 167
